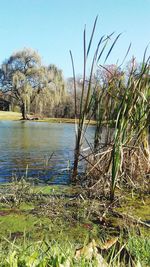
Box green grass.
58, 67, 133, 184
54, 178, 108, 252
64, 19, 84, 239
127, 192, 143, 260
0, 214, 36, 236
32, 184, 80, 195
0, 234, 149, 266
0, 183, 149, 266
0, 111, 96, 124
127, 235, 150, 266
0, 111, 21, 120
117, 194, 150, 220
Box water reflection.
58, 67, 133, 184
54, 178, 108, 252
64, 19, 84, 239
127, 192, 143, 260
0, 121, 94, 184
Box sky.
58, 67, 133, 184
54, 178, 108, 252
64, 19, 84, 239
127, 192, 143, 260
0, 0, 150, 78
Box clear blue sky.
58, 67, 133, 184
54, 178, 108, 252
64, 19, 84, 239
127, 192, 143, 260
0, 0, 150, 78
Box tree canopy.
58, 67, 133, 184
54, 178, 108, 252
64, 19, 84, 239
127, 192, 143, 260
0, 48, 66, 119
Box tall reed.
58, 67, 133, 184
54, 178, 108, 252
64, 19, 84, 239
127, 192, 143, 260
71, 18, 150, 201
70, 17, 120, 182
110, 56, 150, 200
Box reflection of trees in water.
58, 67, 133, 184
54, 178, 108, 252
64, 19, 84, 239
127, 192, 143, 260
18, 122, 31, 150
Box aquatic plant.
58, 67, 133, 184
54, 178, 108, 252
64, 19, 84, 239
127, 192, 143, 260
70, 17, 120, 182
71, 18, 150, 201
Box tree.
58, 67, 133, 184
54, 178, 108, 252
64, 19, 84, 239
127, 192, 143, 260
0, 48, 50, 119
47, 64, 66, 106
30, 64, 66, 117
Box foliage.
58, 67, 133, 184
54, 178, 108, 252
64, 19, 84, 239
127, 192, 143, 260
0, 49, 66, 119
0, 49, 43, 119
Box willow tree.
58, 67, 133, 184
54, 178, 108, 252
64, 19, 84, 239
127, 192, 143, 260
0, 48, 50, 119
30, 64, 66, 117
48, 64, 66, 104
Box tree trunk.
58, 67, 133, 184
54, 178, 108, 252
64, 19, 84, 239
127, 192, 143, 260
21, 103, 26, 120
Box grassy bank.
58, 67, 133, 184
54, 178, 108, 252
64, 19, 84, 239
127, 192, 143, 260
0, 181, 149, 266
0, 111, 96, 124
0, 111, 22, 120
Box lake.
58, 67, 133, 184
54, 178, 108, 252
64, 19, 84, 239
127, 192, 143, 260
0, 121, 95, 184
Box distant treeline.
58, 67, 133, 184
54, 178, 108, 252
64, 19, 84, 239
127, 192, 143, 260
0, 48, 147, 120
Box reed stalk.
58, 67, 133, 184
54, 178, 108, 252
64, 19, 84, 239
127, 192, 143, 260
71, 18, 150, 201
70, 17, 118, 181
110, 56, 150, 200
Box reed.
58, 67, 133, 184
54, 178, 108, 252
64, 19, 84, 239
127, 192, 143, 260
87, 57, 150, 200
71, 18, 150, 200
110, 55, 150, 200
70, 17, 120, 182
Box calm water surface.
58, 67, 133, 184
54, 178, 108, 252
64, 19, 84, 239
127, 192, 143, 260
0, 121, 94, 184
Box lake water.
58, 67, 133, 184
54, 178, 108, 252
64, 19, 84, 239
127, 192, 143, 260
0, 121, 95, 184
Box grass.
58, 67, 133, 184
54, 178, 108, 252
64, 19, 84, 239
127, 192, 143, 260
0, 213, 37, 237
117, 194, 150, 219
0, 182, 149, 266
127, 235, 150, 266
0, 240, 104, 267
0, 111, 22, 120
0, 231, 149, 266
0, 111, 96, 124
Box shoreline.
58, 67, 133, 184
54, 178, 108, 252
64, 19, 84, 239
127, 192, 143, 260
0, 111, 96, 124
